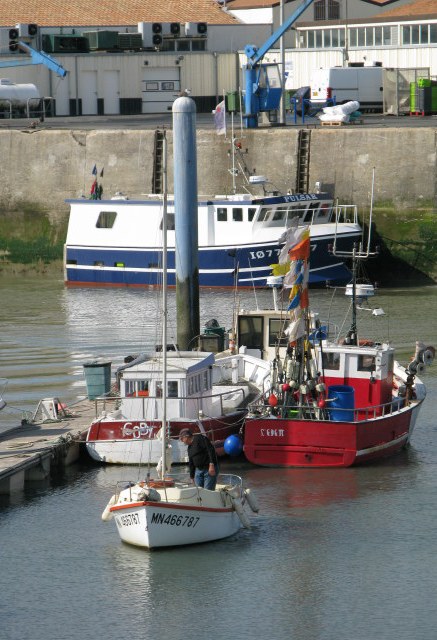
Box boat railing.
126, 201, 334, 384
333, 203, 358, 225
248, 394, 410, 423
114, 473, 244, 501
93, 385, 249, 419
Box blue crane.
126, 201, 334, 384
243, 0, 314, 128
0, 41, 67, 78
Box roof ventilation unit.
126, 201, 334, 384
15, 23, 39, 38
138, 22, 163, 48
185, 22, 208, 37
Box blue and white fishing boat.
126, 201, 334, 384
64, 190, 362, 288
64, 132, 362, 289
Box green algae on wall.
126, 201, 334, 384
0, 202, 67, 267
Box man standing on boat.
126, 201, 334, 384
179, 429, 219, 490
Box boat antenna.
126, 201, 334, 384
330, 167, 378, 346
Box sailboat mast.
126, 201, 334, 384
161, 130, 168, 478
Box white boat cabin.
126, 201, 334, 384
118, 351, 217, 422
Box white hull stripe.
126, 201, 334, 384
355, 433, 409, 458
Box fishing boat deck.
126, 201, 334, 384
0, 398, 96, 496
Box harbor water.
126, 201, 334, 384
1, 274, 437, 640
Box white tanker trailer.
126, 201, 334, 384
0, 78, 41, 116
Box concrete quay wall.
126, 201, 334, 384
0, 127, 435, 222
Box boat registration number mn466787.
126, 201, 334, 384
151, 513, 200, 527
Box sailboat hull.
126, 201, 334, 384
111, 501, 242, 548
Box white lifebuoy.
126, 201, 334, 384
133, 426, 141, 439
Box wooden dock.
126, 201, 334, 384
0, 397, 97, 495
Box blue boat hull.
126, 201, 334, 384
65, 233, 361, 288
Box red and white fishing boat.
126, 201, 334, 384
240, 212, 434, 468
86, 349, 270, 465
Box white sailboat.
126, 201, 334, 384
101, 127, 258, 548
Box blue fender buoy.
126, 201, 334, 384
224, 434, 243, 457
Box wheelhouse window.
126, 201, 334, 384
272, 208, 287, 222
322, 351, 340, 370
357, 355, 375, 372
96, 211, 117, 229
303, 202, 319, 224
203, 370, 210, 391
258, 207, 269, 222
167, 381, 178, 398
232, 207, 243, 222
269, 319, 288, 347
159, 213, 175, 230
248, 207, 257, 221
238, 315, 263, 351
126, 380, 149, 397
217, 207, 227, 221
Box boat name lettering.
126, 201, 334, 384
122, 422, 154, 438
249, 248, 281, 261
282, 194, 318, 202
151, 513, 200, 528
260, 428, 285, 437
117, 513, 140, 527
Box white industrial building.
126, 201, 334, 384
0, 0, 435, 116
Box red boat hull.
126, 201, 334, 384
87, 413, 244, 456
243, 406, 420, 468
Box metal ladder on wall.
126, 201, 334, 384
296, 129, 311, 193
152, 129, 165, 194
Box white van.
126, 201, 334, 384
310, 66, 383, 112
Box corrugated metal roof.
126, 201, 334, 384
0, 0, 238, 27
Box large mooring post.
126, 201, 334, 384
172, 96, 200, 351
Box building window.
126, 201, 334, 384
96, 211, 117, 228
192, 40, 206, 51
304, 28, 344, 48
177, 40, 190, 52
161, 40, 175, 51
383, 26, 393, 45
402, 23, 433, 45
314, 0, 339, 21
